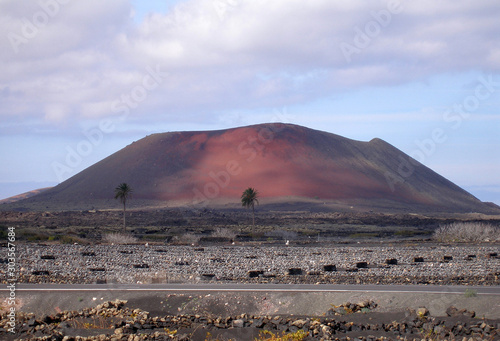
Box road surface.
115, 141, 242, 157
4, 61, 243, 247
4, 283, 499, 295
2, 283, 499, 318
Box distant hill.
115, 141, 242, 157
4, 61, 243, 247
4, 123, 498, 213
0, 187, 53, 204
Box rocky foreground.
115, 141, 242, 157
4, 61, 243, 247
6, 244, 500, 285
1, 244, 499, 340
1, 299, 499, 340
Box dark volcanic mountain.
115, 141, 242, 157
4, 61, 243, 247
8, 123, 497, 213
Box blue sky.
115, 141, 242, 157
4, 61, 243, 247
0, 0, 499, 205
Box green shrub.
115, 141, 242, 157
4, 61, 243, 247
464, 289, 477, 297
349, 232, 379, 239
0, 226, 9, 239
256, 330, 307, 341
59, 235, 81, 244
394, 230, 417, 237
25, 233, 48, 242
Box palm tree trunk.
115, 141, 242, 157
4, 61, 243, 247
252, 204, 255, 226
122, 201, 126, 231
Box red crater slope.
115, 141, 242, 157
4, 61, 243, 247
11, 123, 497, 213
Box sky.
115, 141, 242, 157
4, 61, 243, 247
0, 0, 499, 205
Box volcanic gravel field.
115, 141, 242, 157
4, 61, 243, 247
9, 244, 500, 285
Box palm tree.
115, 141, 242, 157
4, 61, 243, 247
241, 187, 259, 226
114, 183, 132, 231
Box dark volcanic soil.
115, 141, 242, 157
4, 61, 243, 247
1, 208, 499, 241
1, 294, 498, 340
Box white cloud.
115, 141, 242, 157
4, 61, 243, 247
0, 0, 499, 130
44, 103, 69, 122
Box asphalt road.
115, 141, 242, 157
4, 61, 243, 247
5, 283, 500, 295
2, 283, 499, 318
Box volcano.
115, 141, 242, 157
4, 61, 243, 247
8, 123, 497, 213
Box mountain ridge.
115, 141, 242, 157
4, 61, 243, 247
3, 123, 497, 213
